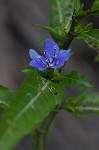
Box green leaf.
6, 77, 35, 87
75, 23, 93, 34
92, 0, 99, 15
61, 70, 94, 88
65, 91, 86, 116
66, 90, 86, 106
73, 0, 80, 13
66, 92, 99, 115
20, 66, 35, 73
74, 2, 99, 21
33, 24, 61, 41
77, 29, 99, 48
83, 92, 99, 105
48, 0, 73, 29
0, 85, 13, 108
0, 69, 64, 150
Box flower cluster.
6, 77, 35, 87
29, 39, 71, 70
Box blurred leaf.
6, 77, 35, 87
48, 0, 73, 29
0, 85, 13, 108
21, 66, 35, 73
74, 1, 99, 21
0, 69, 64, 150
92, 0, 99, 16
61, 70, 94, 88
73, 0, 80, 13
75, 23, 93, 34
66, 92, 99, 115
66, 90, 86, 106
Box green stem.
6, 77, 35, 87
62, 14, 77, 49
75, 106, 99, 112
32, 107, 58, 150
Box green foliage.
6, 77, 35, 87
49, 0, 73, 29
33, 24, 61, 41
92, 0, 99, 15
75, 23, 93, 34
66, 91, 99, 116
0, 85, 13, 108
76, 29, 99, 48
34, 0, 74, 44
0, 0, 99, 149
73, 0, 99, 49
74, 0, 99, 20
61, 70, 94, 88
48, 0, 74, 43
73, 0, 80, 13
0, 69, 64, 150
21, 66, 35, 73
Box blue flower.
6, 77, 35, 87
29, 39, 71, 70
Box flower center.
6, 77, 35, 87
49, 63, 54, 66
39, 47, 59, 68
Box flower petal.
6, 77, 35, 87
29, 49, 39, 59
29, 60, 46, 70
43, 39, 59, 59
29, 49, 48, 70
57, 49, 71, 62
50, 49, 71, 69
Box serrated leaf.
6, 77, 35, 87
0, 69, 64, 150
0, 85, 13, 108
61, 70, 94, 88
77, 29, 99, 48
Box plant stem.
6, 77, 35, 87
62, 15, 77, 49
62, 7, 99, 50
32, 106, 58, 150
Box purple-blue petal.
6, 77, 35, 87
29, 60, 46, 70
29, 49, 48, 70
50, 49, 71, 68
57, 49, 71, 62
29, 40, 71, 70
43, 39, 59, 59
29, 49, 38, 59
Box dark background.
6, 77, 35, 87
0, 0, 99, 150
